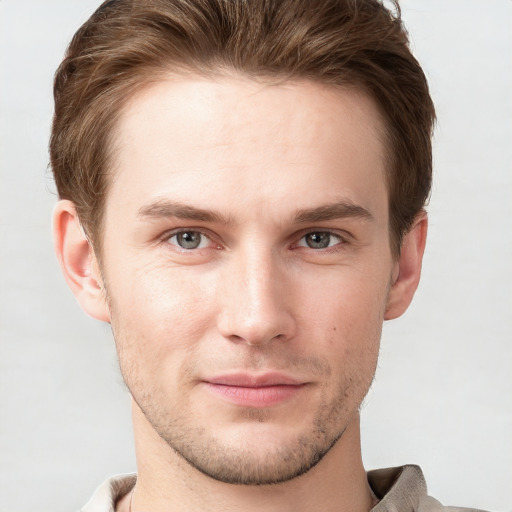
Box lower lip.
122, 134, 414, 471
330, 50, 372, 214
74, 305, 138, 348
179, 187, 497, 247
204, 383, 305, 408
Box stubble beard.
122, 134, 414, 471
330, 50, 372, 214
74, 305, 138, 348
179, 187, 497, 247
118, 344, 375, 486
133, 383, 353, 485
106, 289, 381, 487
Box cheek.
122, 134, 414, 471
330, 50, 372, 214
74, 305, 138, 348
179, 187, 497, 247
299, 266, 389, 331
298, 270, 387, 372
106, 260, 219, 369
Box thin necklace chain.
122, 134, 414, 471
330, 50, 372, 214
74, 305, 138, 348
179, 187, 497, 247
128, 488, 134, 512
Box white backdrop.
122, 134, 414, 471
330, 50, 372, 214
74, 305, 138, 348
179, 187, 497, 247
0, 1, 511, 511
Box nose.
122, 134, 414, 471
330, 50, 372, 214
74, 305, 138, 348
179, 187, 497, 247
216, 248, 296, 346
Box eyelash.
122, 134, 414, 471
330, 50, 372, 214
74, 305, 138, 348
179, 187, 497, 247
160, 228, 350, 253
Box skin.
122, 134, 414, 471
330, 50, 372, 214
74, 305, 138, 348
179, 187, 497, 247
54, 75, 427, 512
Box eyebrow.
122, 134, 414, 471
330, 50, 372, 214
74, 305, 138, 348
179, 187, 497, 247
292, 200, 374, 224
137, 199, 373, 224
138, 200, 230, 224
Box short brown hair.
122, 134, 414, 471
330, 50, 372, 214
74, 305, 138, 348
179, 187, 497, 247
50, 0, 435, 256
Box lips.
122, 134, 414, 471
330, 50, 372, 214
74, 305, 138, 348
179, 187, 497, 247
203, 373, 306, 408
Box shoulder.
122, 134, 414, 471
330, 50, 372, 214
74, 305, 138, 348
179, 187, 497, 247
368, 465, 488, 512
79, 473, 136, 512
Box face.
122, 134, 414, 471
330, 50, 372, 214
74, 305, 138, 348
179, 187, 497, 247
99, 76, 395, 484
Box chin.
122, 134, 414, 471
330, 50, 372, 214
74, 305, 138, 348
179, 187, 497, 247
174, 431, 342, 486
151, 409, 348, 486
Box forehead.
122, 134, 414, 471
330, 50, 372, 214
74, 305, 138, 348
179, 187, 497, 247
107, 74, 388, 224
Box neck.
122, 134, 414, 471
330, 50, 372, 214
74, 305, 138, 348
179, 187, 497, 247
129, 400, 376, 512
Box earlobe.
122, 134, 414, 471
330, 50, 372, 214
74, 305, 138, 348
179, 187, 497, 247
384, 212, 428, 320
53, 200, 110, 323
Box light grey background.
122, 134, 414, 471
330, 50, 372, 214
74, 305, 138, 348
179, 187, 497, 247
1, 1, 511, 511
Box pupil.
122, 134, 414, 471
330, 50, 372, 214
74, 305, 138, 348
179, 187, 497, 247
307, 232, 330, 249
177, 232, 201, 249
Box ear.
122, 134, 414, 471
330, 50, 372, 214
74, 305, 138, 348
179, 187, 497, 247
384, 212, 428, 320
53, 200, 110, 322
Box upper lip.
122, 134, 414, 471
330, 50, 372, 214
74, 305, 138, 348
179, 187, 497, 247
205, 373, 304, 387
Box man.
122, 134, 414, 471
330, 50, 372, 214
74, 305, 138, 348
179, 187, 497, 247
50, 0, 484, 511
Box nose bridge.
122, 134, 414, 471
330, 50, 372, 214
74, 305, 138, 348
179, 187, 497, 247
217, 242, 294, 345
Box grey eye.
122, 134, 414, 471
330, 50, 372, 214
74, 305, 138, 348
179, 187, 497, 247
170, 231, 206, 250
305, 232, 330, 249
299, 232, 341, 249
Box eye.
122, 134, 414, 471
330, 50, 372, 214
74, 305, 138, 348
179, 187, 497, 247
167, 231, 211, 250
298, 231, 343, 249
